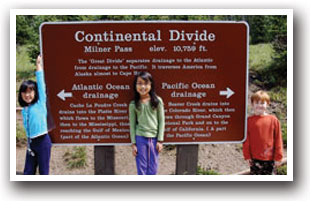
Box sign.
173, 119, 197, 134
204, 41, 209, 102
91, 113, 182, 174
40, 21, 248, 144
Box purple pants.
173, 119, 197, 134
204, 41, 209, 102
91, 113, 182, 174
24, 134, 52, 175
135, 135, 159, 175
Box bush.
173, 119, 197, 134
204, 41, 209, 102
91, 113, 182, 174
281, 122, 287, 147
16, 45, 36, 81
249, 43, 274, 72
63, 146, 88, 169
277, 165, 287, 175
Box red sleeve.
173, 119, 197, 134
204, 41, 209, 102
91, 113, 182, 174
274, 117, 283, 161
243, 119, 251, 160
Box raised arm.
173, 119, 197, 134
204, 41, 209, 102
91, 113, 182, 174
36, 55, 43, 71
35, 55, 46, 104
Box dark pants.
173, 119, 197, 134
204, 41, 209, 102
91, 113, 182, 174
24, 134, 52, 175
135, 136, 159, 175
250, 159, 275, 175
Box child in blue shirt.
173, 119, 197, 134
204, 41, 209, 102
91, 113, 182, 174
18, 55, 52, 175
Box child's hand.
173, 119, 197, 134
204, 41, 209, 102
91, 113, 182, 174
132, 144, 137, 157
156, 142, 163, 153
246, 159, 253, 166
36, 55, 43, 71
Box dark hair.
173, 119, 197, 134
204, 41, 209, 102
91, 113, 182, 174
133, 71, 159, 109
18, 80, 39, 107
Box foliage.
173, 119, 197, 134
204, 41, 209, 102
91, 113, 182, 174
197, 166, 220, 175
269, 87, 287, 147
16, 45, 36, 81
16, 123, 27, 145
249, 43, 274, 71
255, 16, 287, 89
63, 146, 88, 169
276, 164, 287, 175
269, 87, 287, 108
281, 122, 287, 147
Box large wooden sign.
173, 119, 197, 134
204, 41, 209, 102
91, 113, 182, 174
40, 21, 248, 144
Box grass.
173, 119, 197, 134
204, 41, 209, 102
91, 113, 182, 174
249, 43, 274, 71
197, 166, 220, 175
276, 165, 287, 175
63, 146, 88, 169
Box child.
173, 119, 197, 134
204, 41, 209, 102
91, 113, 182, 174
129, 71, 165, 175
18, 55, 52, 175
243, 90, 283, 175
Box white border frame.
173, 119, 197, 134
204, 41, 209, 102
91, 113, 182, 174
10, 9, 293, 181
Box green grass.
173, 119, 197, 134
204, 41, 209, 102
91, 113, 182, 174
249, 43, 274, 71
197, 166, 220, 175
63, 147, 88, 169
277, 165, 287, 175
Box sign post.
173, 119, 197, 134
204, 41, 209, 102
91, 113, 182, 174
40, 21, 248, 174
176, 145, 199, 175
94, 146, 114, 175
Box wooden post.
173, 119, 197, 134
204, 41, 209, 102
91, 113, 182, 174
176, 145, 199, 175
94, 146, 115, 175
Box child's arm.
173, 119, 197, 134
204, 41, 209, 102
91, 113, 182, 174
131, 144, 138, 157
157, 98, 165, 142
129, 102, 137, 143
274, 118, 283, 163
36, 55, 43, 71
129, 103, 137, 156
35, 55, 47, 105
156, 142, 163, 152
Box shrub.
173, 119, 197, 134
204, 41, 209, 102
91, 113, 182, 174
277, 165, 287, 175
63, 146, 88, 169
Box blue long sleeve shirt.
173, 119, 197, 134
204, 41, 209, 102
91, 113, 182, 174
22, 70, 48, 139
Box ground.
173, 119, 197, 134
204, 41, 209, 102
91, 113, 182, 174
17, 143, 253, 175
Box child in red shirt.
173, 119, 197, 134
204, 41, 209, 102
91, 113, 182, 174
243, 90, 283, 175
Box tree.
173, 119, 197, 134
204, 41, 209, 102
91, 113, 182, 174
260, 16, 287, 88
